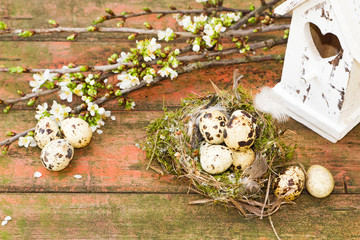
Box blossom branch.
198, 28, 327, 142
2, 88, 59, 105
1, 53, 283, 149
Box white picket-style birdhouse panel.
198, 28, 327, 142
269, 0, 360, 142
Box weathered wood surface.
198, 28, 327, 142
0, 193, 359, 239
0, 0, 359, 239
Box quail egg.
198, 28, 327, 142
200, 144, 233, 174
224, 110, 256, 151
34, 117, 61, 149
198, 109, 228, 144
232, 148, 255, 171
306, 165, 334, 198
60, 117, 93, 148
40, 139, 74, 171
273, 166, 305, 201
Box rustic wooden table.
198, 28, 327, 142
0, 0, 359, 239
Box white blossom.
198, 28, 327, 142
174, 49, 180, 55
177, 15, 192, 29
18, 136, 37, 148
58, 73, 72, 87
204, 24, 214, 36
90, 79, 95, 86
143, 74, 154, 84
73, 84, 84, 97
214, 23, 226, 33
96, 129, 103, 134
49, 100, 71, 124
158, 67, 178, 80
157, 28, 174, 42
59, 86, 73, 103
30, 70, 55, 93
4, 216, 11, 221
117, 52, 131, 63
87, 102, 99, 116
35, 102, 48, 120
192, 44, 200, 52
202, 35, 213, 47
196, 0, 208, 2
194, 14, 208, 23
74, 174, 82, 179
88, 74, 93, 79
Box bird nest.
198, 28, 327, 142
143, 79, 296, 218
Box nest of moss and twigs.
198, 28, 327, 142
143, 76, 297, 218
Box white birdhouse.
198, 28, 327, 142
271, 0, 360, 142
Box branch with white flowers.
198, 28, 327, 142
0, 53, 283, 150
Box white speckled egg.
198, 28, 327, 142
232, 148, 255, 171
224, 110, 256, 151
200, 144, 233, 174
198, 109, 228, 144
40, 139, 74, 171
306, 165, 334, 198
273, 166, 305, 201
34, 117, 61, 149
60, 117, 93, 148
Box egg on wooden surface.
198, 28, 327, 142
306, 165, 334, 198
34, 117, 61, 149
198, 109, 228, 144
60, 117, 93, 148
273, 166, 305, 201
40, 139, 74, 171
232, 148, 255, 171
200, 144, 233, 174
224, 110, 256, 151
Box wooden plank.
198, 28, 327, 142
0, 193, 358, 239
1, 108, 360, 193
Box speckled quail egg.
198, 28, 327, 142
198, 109, 228, 144
60, 117, 93, 148
34, 117, 61, 149
273, 166, 305, 201
224, 110, 256, 151
306, 165, 334, 198
40, 139, 74, 171
200, 144, 233, 174
232, 148, 255, 171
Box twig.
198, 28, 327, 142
0, 128, 35, 147
269, 215, 282, 240
146, 130, 159, 171
261, 174, 272, 219
230, 0, 282, 30
2, 88, 59, 105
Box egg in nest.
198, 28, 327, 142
306, 165, 334, 198
273, 166, 305, 201
200, 144, 233, 174
198, 109, 228, 144
224, 110, 256, 151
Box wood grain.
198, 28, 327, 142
0, 193, 359, 239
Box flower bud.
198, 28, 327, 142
3, 104, 13, 114
27, 131, 34, 137
106, 84, 113, 90
128, 33, 138, 40
117, 20, 125, 28
79, 66, 90, 72
143, 22, 153, 30
169, 6, 177, 10
157, 14, 165, 19
93, 16, 106, 25
18, 30, 35, 37
105, 8, 115, 16
118, 97, 125, 106
67, 33, 78, 41
87, 26, 98, 32
141, 63, 147, 68
115, 90, 122, 97
143, 7, 151, 13
27, 97, 37, 106
48, 19, 59, 28
0, 21, 8, 30
17, 90, 26, 97
1, 145, 9, 155
6, 131, 16, 137
215, 56, 221, 61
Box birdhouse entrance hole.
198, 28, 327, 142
308, 22, 342, 58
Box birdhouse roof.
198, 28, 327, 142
275, 0, 360, 63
